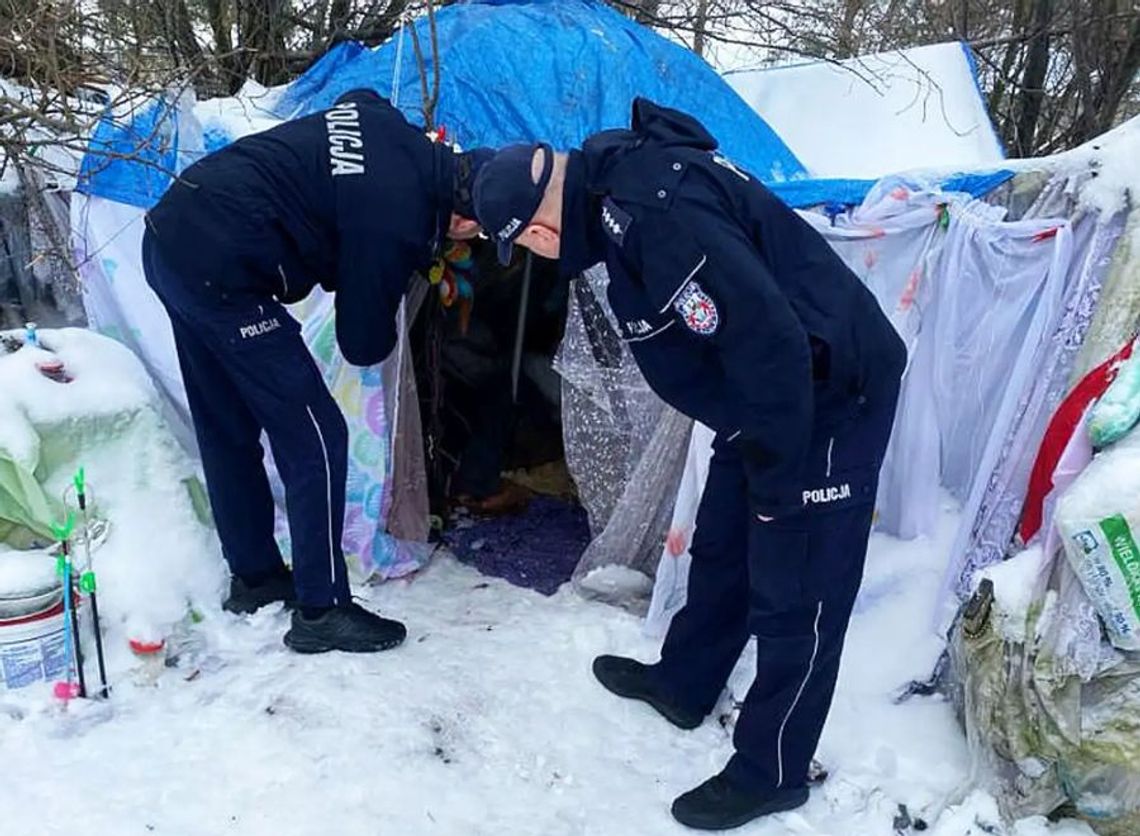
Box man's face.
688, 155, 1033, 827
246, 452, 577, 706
515, 222, 560, 260
448, 214, 481, 240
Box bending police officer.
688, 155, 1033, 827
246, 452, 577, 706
144, 89, 488, 653
473, 99, 906, 830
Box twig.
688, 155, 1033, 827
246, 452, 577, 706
408, 16, 430, 129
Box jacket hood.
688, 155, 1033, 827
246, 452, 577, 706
630, 98, 718, 151
581, 97, 718, 191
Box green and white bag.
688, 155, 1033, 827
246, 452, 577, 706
1057, 430, 1140, 650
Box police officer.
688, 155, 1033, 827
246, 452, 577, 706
473, 99, 906, 829
143, 88, 488, 653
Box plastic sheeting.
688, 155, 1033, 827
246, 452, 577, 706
935, 206, 1074, 505
71, 195, 195, 452
73, 3, 1013, 214
940, 184, 1140, 833
1089, 348, 1140, 447
554, 266, 669, 536
800, 184, 952, 539
949, 555, 1140, 835
554, 265, 691, 608
0, 166, 83, 329
1074, 213, 1140, 382
279, 1, 804, 180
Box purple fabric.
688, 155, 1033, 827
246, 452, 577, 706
443, 497, 591, 595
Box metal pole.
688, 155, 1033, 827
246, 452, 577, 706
511, 251, 534, 403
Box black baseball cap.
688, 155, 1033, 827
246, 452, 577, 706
472, 143, 554, 264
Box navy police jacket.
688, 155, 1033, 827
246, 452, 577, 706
558, 99, 906, 517
146, 89, 455, 366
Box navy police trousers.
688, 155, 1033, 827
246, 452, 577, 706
142, 229, 351, 607
654, 391, 899, 790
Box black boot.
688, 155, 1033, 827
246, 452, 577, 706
672, 773, 809, 831
283, 603, 407, 654
223, 569, 296, 615
592, 655, 704, 730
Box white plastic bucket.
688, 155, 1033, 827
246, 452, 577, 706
0, 601, 68, 690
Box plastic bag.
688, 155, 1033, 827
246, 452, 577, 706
1089, 342, 1140, 448
1056, 430, 1140, 650
949, 570, 1140, 836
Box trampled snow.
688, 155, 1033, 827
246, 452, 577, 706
0, 497, 1095, 835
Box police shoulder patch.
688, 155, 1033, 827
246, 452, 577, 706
601, 197, 633, 246
673, 279, 720, 336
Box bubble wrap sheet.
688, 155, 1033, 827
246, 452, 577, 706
555, 265, 691, 609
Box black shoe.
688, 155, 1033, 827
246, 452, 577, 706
283, 603, 407, 654
672, 772, 809, 830
223, 571, 297, 615
592, 655, 704, 730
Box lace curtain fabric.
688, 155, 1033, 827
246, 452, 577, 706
941, 209, 1125, 624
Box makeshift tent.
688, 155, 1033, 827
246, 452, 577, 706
67, 0, 1137, 624
47, 2, 908, 581
70, 0, 1016, 587
70, 0, 817, 583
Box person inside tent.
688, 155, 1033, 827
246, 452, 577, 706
472, 99, 906, 830
438, 246, 567, 517
143, 88, 488, 654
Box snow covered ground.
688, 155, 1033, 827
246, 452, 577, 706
0, 500, 1098, 835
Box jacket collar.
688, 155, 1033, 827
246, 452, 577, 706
558, 150, 608, 278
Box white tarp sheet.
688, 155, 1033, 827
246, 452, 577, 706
726, 42, 1005, 179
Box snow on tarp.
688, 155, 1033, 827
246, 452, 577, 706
727, 42, 1006, 180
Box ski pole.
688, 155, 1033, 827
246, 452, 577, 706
51, 515, 85, 701
75, 468, 109, 699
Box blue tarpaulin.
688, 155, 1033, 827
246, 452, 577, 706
77, 97, 181, 208
76, 0, 1011, 211
272, 0, 805, 183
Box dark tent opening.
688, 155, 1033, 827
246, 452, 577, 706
410, 240, 591, 594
